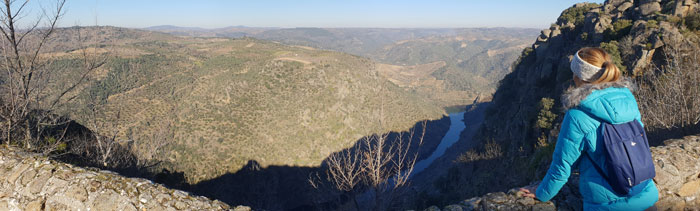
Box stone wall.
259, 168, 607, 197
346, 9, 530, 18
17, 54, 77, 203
0, 147, 250, 211
420, 135, 700, 211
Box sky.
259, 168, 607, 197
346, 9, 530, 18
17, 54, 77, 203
31, 0, 605, 29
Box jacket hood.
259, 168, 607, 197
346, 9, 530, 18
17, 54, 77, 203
561, 78, 638, 124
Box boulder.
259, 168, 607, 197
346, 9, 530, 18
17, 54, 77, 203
632, 48, 656, 75
617, 2, 634, 13
549, 25, 562, 38
606, 0, 629, 7
653, 136, 700, 209
537, 29, 551, 42
674, 0, 698, 17
639, 2, 662, 16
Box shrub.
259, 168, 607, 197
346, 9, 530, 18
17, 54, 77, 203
455, 139, 502, 163
666, 15, 683, 26
646, 20, 659, 29
534, 98, 557, 130
604, 19, 633, 40
558, 3, 601, 26
599, 41, 628, 74
636, 41, 700, 141
645, 42, 654, 50
685, 13, 700, 31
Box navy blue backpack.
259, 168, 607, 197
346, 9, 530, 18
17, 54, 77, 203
584, 119, 656, 195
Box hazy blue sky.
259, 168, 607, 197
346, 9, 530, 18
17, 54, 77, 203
45, 0, 605, 29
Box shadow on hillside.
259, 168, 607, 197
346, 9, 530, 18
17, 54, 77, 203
47, 104, 474, 210
189, 115, 453, 210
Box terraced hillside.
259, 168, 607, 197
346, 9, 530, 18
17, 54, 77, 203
48, 26, 445, 183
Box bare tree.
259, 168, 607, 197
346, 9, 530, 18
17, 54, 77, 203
0, 0, 103, 153
361, 121, 426, 211
636, 37, 700, 137
324, 145, 363, 209
318, 116, 427, 210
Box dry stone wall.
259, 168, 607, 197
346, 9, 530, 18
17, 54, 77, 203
0, 147, 251, 211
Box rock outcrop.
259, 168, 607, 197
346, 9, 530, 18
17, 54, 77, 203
0, 147, 250, 211
483, 0, 698, 153
653, 136, 700, 209
415, 0, 699, 200
674, 0, 698, 16
421, 135, 700, 210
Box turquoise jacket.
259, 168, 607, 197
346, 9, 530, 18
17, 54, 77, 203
535, 79, 658, 210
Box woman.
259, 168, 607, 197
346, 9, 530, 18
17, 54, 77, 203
519, 47, 658, 210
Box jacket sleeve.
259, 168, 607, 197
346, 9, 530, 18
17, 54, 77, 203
536, 111, 586, 202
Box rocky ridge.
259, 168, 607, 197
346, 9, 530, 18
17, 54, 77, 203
420, 135, 700, 211
483, 0, 698, 156
0, 147, 250, 211
410, 0, 700, 209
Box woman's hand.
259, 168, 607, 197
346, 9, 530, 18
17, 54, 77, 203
519, 182, 539, 199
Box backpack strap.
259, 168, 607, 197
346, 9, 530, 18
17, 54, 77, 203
583, 151, 611, 182
571, 108, 615, 184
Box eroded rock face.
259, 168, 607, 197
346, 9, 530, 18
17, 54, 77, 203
652, 136, 700, 209
421, 136, 700, 211
0, 148, 250, 211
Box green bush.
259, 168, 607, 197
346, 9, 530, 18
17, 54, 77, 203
667, 15, 683, 26
685, 13, 700, 31
645, 42, 654, 50
604, 19, 633, 40
558, 3, 601, 26
646, 20, 659, 29
599, 41, 628, 74
534, 98, 557, 130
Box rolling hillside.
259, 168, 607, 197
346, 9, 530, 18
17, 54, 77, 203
47, 26, 445, 183
146, 27, 540, 106
372, 31, 535, 105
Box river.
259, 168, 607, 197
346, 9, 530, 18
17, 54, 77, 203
410, 111, 466, 177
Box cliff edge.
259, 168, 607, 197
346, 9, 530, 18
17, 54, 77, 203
0, 147, 250, 211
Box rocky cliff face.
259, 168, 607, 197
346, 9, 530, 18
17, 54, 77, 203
0, 147, 249, 211
413, 0, 700, 208
421, 135, 700, 210
482, 0, 694, 158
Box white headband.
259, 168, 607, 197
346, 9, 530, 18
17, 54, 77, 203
570, 50, 603, 82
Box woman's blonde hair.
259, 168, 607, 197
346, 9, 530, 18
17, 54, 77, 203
577, 47, 621, 84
